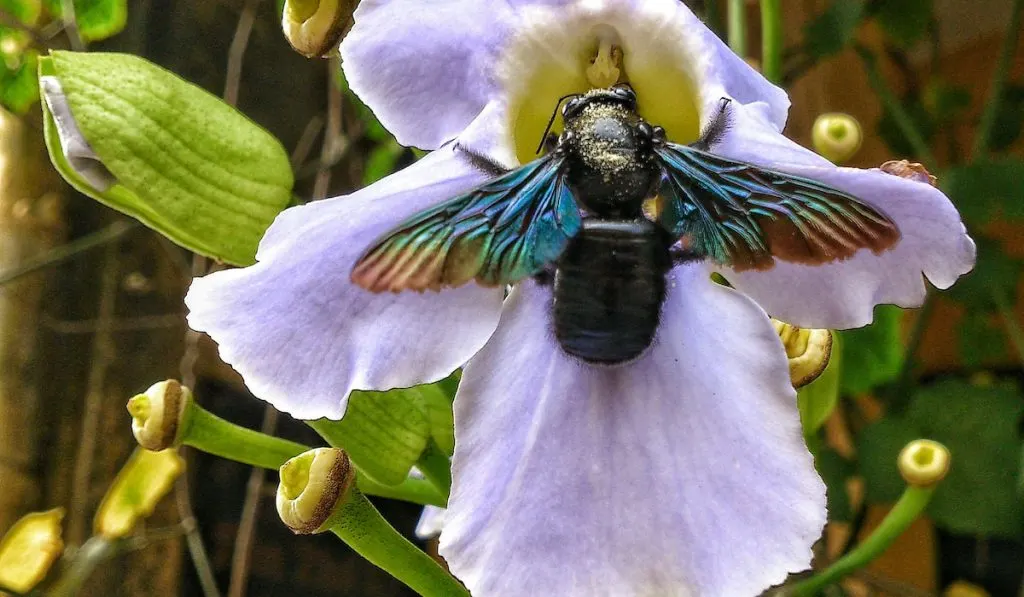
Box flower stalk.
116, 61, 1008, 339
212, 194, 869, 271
787, 440, 950, 596
759, 0, 783, 82
277, 449, 469, 597
728, 0, 747, 57
127, 380, 445, 506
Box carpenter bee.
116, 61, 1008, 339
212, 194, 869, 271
351, 84, 900, 364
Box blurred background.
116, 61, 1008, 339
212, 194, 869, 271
0, 0, 1022, 595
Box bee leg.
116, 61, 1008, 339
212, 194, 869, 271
533, 269, 555, 286
542, 132, 560, 154
669, 246, 701, 266
454, 142, 512, 177
692, 97, 732, 151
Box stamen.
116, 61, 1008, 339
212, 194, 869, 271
586, 39, 622, 88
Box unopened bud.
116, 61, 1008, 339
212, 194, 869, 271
812, 113, 863, 164
128, 380, 192, 451
772, 320, 833, 388
277, 448, 355, 534
282, 0, 357, 59
880, 160, 937, 187
898, 439, 950, 488
0, 509, 64, 594
94, 449, 184, 538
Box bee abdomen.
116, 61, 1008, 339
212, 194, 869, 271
553, 219, 671, 364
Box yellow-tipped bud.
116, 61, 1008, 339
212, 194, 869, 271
0, 509, 64, 594
772, 320, 833, 388
898, 439, 951, 488
812, 113, 863, 164
944, 580, 991, 597
94, 449, 185, 538
128, 379, 192, 451
880, 159, 938, 187
282, 0, 357, 59
277, 448, 355, 534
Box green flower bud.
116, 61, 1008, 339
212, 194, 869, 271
812, 113, 863, 164
127, 379, 192, 451
0, 509, 64, 594
898, 439, 951, 488
277, 448, 355, 534
94, 448, 184, 538
772, 320, 833, 388
282, 0, 358, 59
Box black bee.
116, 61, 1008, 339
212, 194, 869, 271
351, 84, 899, 364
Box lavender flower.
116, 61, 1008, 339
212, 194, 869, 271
186, 1, 974, 595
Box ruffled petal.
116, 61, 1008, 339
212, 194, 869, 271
340, 0, 517, 149
185, 147, 505, 420
442, 270, 825, 597
708, 102, 975, 329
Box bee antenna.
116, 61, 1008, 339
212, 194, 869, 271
535, 93, 580, 155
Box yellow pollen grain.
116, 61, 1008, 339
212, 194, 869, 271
587, 39, 622, 88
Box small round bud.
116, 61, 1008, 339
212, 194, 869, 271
812, 113, 863, 164
898, 439, 950, 488
128, 380, 192, 451
880, 160, 937, 187
277, 448, 355, 534
772, 320, 833, 388
282, 0, 357, 59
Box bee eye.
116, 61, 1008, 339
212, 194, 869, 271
562, 97, 584, 118
613, 84, 637, 106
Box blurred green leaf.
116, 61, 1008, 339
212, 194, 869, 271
804, 0, 865, 58
923, 80, 972, 123
943, 159, 1024, 224
0, 0, 42, 22
798, 336, 842, 438
946, 237, 1020, 308
362, 140, 403, 186
989, 85, 1024, 152
959, 309, 1008, 368
858, 379, 1024, 538
840, 305, 904, 395
817, 448, 855, 522
873, 0, 933, 47
42, 0, 126, 42
41, 51, 293, 265
876, 99, 935, 157
0, 49, 38, 113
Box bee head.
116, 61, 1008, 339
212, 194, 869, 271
562, 84, 637, 122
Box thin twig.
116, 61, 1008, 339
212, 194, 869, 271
313, 57, 347, 200
0, 220, 138, 287
223, 0, 262, 107
990, 284, 1024, 368
291, 114, 326, 170
227, 408, 279, 597
40, 313, 184, 334
972, 0, 1023, 159
67, 237, 120, 545
888, 293, 935, 414
58, 0, 85, 51
175, 476, 222, 597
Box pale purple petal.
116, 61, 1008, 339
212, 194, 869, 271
441, 270, 826, 597
185, 147, 504, 420
708, 102, 975, 329
415, 506, 447, 540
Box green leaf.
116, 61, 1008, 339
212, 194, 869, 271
42, 0, 127, 42
804, 0, 865, 58
943, 159, 1024, 224
0, 49, 39, 114
959, 309, 1007, 368
308, 386, 439, 486
858, 379, 1024, 538
945, 237, 1020, 308
362, 140, 403, 186
873, 0, 933, 47
0, 0, 42, 22
412, 383, 456, 457
798, 335, 842, 438
989, 85, 1024, 152
840, 305, 904, 395
817, 448, 855, 522
40, 51, 293, 265
876, 99, 935, 157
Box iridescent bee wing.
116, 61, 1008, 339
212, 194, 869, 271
654, 143, 900, 271
351, 155, 581, 292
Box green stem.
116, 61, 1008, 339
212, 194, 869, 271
787, 486, 935, 596
990, 284, 1024, 367
854, 45, 938, 171
416, 440, 452, 497
704, 0, 726, 39
183, 405, 444, 506
330, 490, 470, 597
972, 0, 1023, 159
728, 0, 747, 57
890, 294, 935, 414
183, 405, 306, 470
46, 537, 116, 597
760, 0, 783, 83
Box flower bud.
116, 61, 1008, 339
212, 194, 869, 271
0, 509, 64, 594
128, 379, 192, 451
277, 448, 355, 534
282, 0, 357, 59
94, 449, 185, 538
898, 439, 950, 488
772, 320, 833, 388
880, 160, 937, 187
812, 113, 863, 164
